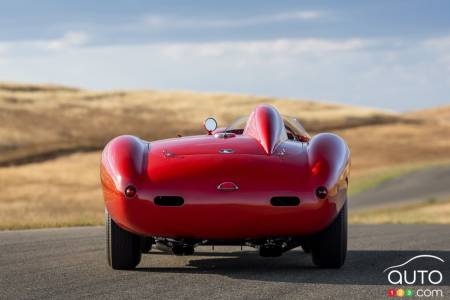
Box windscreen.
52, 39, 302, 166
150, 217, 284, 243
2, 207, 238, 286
226, 115, 310, 140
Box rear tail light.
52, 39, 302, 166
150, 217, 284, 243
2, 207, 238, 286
315, 186, 328, 199
124, 185, 137, 198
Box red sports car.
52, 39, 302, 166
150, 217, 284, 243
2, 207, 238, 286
101, 104, 350, 269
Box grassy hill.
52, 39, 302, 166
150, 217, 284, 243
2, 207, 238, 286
0, 82, 406, 166
406, 105, 450, 124
0, 82, 449, 229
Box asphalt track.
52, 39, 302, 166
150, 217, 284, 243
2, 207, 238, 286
0, 225, 449, 299
350, 164, 450, 210
1, 165, 450, 299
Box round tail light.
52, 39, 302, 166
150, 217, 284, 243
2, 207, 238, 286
124, 185, 137, 198
315, 186, 328, 199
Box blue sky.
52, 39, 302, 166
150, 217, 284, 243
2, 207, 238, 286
0, 0, 449, 111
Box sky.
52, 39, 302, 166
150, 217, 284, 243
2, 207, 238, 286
0, 1, 449, 111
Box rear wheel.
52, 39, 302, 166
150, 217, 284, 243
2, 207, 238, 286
105, 210, 141, 269
311, 201, 347, 268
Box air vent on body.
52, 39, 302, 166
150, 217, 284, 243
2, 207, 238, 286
270, 197, 300, 206
154, 196, 184, 206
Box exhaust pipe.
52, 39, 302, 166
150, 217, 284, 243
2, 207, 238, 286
155, 241, 172, 253
155, 240, 195, 256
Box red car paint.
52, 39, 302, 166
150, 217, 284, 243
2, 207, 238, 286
101, 105, 350, 239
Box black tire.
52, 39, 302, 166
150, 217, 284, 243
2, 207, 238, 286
106, 210, 141, 269
140, 237, 154, 253
311, 201, 347, 268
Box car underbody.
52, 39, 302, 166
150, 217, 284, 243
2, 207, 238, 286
149, 236, 309, 257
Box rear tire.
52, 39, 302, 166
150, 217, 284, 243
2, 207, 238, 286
311, 201, 347, 268
106, 210, 141, 270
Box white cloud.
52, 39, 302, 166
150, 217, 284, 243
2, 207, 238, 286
423, 36, 450, 50
423, 36, 450, 75
0, 35, 369, 61
0, 35, 449, 111
143, 10, 324, 29
141, 38, 370, 61
0, 31, 90, 55
45, 31, 89, 50
0, 45, 7, 64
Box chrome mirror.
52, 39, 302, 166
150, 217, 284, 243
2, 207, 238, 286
204, 117, 217, 134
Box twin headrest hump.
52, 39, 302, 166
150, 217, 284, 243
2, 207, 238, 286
243, 105, 288, 155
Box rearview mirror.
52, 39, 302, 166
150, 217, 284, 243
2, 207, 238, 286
204, 117, 217, 134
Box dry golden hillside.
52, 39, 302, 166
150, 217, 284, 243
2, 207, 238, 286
337, 121, 450, 173
406, 105, 450, 125
1, 82, 449, 229
0, 82, 405, 166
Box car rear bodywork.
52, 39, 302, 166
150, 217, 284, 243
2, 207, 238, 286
101, 105, 350, 240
